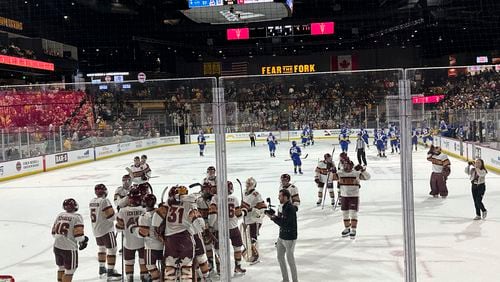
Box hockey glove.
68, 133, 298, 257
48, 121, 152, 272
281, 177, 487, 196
314, 177, 320, 184
354, 164, 363, 171
326, 183, 334, 189
141, 175, 148, 181
264, 208, 275, 216
78, 236, 89, 250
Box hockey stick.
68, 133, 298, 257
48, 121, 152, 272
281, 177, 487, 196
322, 147, 335, 210
189, 182, 203, 189
284, 153, 308, 161
333, 196, 340, 211
121, 232, 125, 282
160, 186, 169, 203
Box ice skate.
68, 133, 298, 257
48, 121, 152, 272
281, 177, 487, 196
349, 229, 356, 239
482, 210, 488, 219
234, 264, 246, 276
473, 215, 481, 220
342, 228, 350, 237
99, 266, 107, 278
316, 199, 322, 206
107, 269, 122, 281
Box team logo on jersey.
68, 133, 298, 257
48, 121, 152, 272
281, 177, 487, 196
55, 153, 69, 164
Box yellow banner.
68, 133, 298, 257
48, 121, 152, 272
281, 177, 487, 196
0, 17, 23, 31
261, 64, 316, 75
203, 62, 221, 76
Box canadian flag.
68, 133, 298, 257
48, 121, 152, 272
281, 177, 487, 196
331, 55, 358, 71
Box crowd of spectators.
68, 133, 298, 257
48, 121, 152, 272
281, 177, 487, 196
0, 43, 36, 59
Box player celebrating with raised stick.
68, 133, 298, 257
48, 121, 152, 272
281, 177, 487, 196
315, 153, 336, 207
89, 184, 121, 280
241, 177, 267, 264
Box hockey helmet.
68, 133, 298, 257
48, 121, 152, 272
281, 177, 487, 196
143, 194, 157, 209
128, 188, 142, 206
63, 198, 79, 213
280, 173, 291, 185
94, 184, 108, 197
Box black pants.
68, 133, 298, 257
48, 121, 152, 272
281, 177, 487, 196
472, 183, 486, 216
250, 137, 256, 147
357, 149, 367, 166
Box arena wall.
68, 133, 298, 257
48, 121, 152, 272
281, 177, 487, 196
433, 136, 500, 173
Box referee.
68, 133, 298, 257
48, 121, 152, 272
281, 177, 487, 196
266, 189, 298, 282
356, 133, 367, 166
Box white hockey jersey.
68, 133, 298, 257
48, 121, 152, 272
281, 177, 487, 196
52, 212, 85, 251
241, 189, 266, 224
116, 205, 146, 250
209, 194, 242, 230
89, 197, 115, 237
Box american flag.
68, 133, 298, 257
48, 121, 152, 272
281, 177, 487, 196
221, 62, 248, 76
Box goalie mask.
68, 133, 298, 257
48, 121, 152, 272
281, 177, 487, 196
245, 177, 257, 191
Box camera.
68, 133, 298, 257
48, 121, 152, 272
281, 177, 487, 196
468, 161, 474, 166
264, 197, 276, 216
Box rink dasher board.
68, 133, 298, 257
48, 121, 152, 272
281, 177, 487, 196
431, 135, 500, 174
0, 136, 180, 182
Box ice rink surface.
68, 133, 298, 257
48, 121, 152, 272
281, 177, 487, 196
1, 140, 499, 282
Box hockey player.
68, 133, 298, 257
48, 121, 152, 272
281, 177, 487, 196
241, 177, 266, 263
360, 128, 369, 147
411, 128, 419, 151
196, 182, 216, 274
279, 174, 300, 209
427, 145, 451, 198
52, 198, 89, 282
331, 161, 370, 239
315, 153, 336, 206
389, 128, 399, 154
339, 128, 350, 153
209, 181, 247, 275
128, 156, 151, 185
152, 186, 205, 282
133, 194, 163, 282
114, 175, 133, 211
140, 155, 151, 176
116, 188, 148, 282
267, 132, 277, 157
309, 129, 315, 146
300, 127, 309, 147
422, 127, 433, 147
198, 131, 207, 156
289, 141, 303, 174
375, 129, 387, 157
89, 184, 121, 280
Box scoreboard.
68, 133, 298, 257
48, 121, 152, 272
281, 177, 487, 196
227, 22, 334, 40
189, 0, 273, 8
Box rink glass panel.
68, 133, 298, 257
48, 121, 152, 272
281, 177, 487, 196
0, 78, 217, 162
406, 65, 499, 146
219, 70, 404, 136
